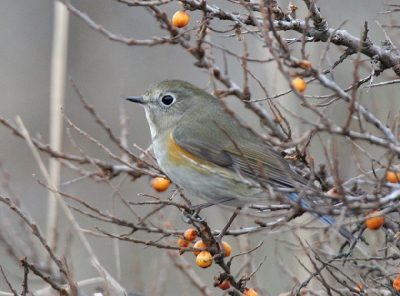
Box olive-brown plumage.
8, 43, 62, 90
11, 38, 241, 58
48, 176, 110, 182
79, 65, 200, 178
126, 80, 353, 242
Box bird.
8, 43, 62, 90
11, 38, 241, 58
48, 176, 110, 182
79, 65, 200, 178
126, 80, 354, 242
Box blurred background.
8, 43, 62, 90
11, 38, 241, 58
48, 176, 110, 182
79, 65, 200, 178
0, 0, 397, 295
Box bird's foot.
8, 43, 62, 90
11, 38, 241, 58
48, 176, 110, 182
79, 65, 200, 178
181, 205, 208, 224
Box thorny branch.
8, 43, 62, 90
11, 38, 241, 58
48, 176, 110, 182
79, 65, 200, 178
1, 1, 400, 295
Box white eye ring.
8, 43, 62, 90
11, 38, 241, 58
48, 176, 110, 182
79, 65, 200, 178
160, 94, 175, 107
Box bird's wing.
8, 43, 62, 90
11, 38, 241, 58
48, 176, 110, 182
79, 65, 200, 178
172, 127, 307, 189
171, 128, 233, 167
222, 142, 306, 188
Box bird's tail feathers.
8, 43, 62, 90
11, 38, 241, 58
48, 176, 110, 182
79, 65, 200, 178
285, 192, 355, 243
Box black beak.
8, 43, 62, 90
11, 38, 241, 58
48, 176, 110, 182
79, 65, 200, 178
125, 96, 147, 104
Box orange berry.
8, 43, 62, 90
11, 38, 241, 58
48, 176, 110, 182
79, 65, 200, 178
393, 274, 400, 291
386, 170, 400, 183
354, 284, 363, 292
184, 229, 197, 242
172, 10, 190, 28
218, 241, 232, 257
196, 251, 213, 268
326, 187, 339, 196
243, 288, 258, 296
292, 77, 307, 92
193, 240, 209, 256
152, 177, 170, 192
299, 60, 312, 69
177, 237, 190, 248
218, 279, 231, 290
365, 210, 385, 230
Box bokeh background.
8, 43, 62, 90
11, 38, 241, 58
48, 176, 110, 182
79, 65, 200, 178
0, 1, 397, 295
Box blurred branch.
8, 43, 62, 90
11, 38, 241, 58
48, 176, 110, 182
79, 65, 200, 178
1, 1, 400, 295
61, 0, 400, 76
47, 0, 69, 261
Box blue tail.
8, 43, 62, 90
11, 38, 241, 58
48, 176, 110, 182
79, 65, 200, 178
286, 192, 354, 242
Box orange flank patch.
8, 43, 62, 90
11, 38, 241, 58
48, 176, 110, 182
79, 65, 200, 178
167, 132, 209, 166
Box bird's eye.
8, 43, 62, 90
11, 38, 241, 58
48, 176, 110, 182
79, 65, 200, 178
161, 95, 175, 106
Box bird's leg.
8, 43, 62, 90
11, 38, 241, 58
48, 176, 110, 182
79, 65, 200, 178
180, 206, 207, 224
180, 197, 236, 224
180, 199, 217, 224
